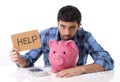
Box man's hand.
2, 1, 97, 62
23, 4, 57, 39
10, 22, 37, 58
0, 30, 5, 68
10, 48, 26, 67
56, 63, 105, 78
56, 66, 85, 78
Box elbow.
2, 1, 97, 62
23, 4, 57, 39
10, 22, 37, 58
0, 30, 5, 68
105, 60, 115, 71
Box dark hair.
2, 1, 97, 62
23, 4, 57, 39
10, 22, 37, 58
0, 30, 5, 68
57, 5, 82, 24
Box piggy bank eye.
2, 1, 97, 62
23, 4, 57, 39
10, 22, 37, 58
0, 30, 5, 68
63, 51, 66, 54
53, 51, 55, 54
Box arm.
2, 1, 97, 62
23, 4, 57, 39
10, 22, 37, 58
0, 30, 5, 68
87, 35, 114, 71
56, 33, 114, 78
10, 48, 43, 67
10, 48, 27, 67
56, 63, 104, 78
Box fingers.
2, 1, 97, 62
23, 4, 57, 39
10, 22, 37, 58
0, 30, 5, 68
10, 48, 20, 56
10, 48, 26, 67
56, 70, 73, 78
10, 54, 20, 62
10, 48, 20, 63
62, 73, 73, 78
56, 67, 82, 78
10, 48, 19, 54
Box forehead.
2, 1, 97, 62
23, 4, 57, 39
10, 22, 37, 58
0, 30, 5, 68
58, 20, 78, 27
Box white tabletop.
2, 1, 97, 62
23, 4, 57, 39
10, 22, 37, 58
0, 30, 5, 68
0, 65, 119, 82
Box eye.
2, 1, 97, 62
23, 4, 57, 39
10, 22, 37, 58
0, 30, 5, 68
63, 51, 66, 54
53, 51, 55, 54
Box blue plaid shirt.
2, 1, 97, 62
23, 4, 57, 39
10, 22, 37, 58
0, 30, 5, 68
22, 27, 114, 71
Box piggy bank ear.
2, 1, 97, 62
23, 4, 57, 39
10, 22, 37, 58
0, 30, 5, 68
49, 39, 57, 47
65, 40, 77, 49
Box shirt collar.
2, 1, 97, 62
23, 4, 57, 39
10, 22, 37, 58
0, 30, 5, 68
73, 27, 83, 44
54, 27, 60, 41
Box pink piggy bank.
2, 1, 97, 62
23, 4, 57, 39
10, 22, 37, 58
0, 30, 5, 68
48, 39, 79, 73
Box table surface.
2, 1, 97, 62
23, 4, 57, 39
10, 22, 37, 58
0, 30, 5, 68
0, 65, 119, 82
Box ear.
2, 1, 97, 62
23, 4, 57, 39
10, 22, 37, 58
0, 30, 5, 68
78, 23, 81, 30
49, 39, 57, 48
65, 40, 77, 49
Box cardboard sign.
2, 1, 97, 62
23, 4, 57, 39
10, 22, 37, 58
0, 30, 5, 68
11, 30, 42, 51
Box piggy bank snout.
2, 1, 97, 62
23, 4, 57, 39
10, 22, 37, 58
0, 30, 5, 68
52, 55, 64, 65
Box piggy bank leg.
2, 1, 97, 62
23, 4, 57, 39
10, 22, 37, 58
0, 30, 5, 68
51, 68, 58, 73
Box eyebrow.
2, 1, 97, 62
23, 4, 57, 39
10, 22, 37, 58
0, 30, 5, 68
60, 24, 65, 27
60, 24, 76, 28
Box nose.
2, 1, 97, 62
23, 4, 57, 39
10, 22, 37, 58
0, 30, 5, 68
53, 54, 64, 65
64, 29, 70, 35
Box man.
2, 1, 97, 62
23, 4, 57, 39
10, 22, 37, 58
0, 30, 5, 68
10, 5, 114, 78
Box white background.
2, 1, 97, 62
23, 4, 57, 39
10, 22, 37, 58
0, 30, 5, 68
0, 0, 119, 67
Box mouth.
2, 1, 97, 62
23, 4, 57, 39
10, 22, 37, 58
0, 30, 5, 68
62, 35, 71, 40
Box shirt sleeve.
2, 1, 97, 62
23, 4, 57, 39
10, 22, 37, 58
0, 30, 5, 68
21, 48, 43, 67
86, 34, 114, 71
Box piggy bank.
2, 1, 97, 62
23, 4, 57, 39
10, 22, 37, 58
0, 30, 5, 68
48, 39, 79, 73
